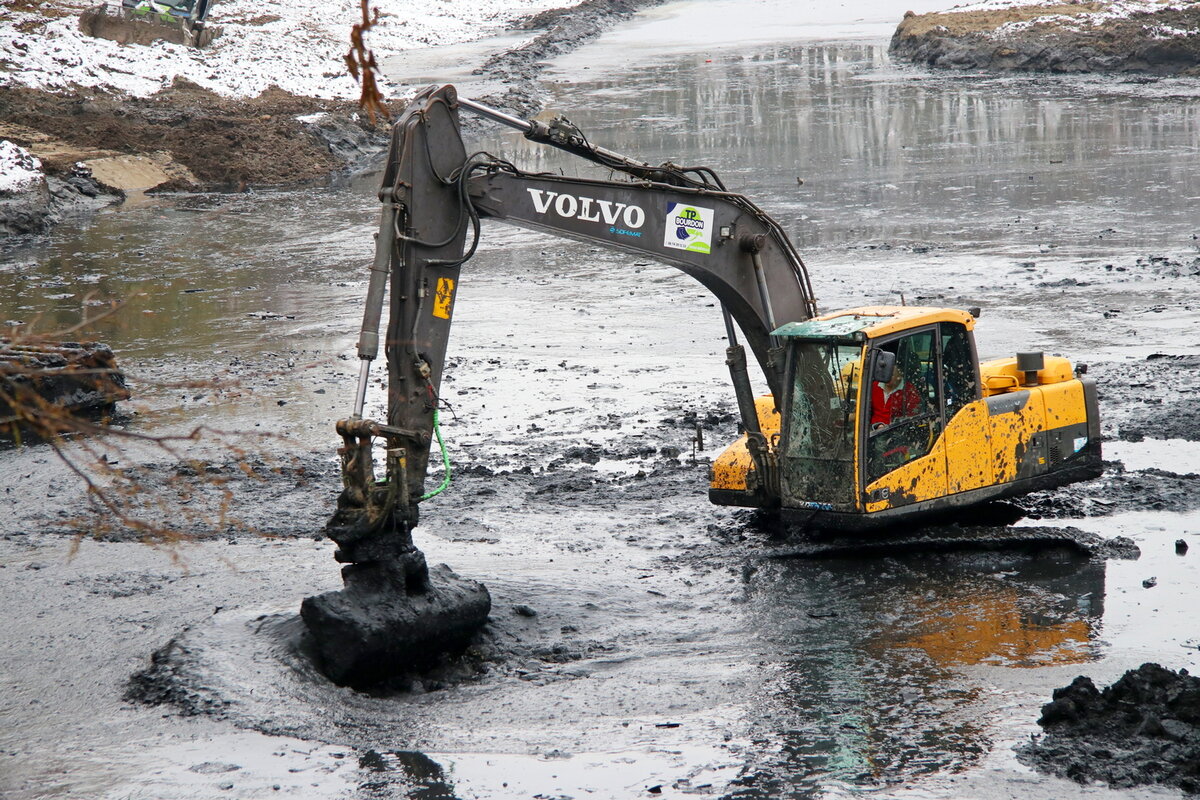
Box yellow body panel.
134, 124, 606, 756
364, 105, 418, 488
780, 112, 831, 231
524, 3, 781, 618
710, 395, 780, 492
943, 401, 993, 494
864, 436, 948, 512
988, 390, 1047, 483
1038, 380, 1089, 429
980, 355, 1073, 396
812, 306, 976, 339
864, 377, 1090, 511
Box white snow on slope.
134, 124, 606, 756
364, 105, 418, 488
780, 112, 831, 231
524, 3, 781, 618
0, 141, 44, 193
947, 0, 1191, 12
945, 0, 1196, 23
0, 0, 575, 99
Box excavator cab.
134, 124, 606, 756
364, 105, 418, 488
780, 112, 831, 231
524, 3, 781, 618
712, 306, 1103, 529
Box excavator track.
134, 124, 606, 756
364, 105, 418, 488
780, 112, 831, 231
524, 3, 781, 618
762, 524, 1138, 561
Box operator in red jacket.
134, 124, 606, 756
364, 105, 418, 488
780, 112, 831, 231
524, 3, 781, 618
871, 362, 922, 429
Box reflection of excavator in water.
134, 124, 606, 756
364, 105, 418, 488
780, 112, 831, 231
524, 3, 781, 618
80, 0, 220, 48
300, 84, 1104, 685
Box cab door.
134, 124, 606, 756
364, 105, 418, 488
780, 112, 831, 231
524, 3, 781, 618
939, 321, 992, 494
862, 327, 948, 509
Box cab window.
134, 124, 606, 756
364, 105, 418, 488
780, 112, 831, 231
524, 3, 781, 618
940, 322, 978, 419
866, 329, 941, 483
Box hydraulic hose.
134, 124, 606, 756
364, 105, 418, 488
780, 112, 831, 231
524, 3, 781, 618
420, 409, 451, 501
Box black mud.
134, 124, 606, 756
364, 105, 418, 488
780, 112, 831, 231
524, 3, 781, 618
1096, 352, 1200, 444
0, 162, 121, 237
1018, 664, 1200, 793
0, 450, 341, 542
301, 562, 492, 688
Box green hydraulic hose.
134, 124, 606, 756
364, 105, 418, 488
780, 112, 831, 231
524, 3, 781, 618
420, 409, 451, 500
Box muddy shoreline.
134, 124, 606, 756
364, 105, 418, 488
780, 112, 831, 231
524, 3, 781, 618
1019, 664, 1200, 794
0, 0, 663, 236
470, 0, 664, 119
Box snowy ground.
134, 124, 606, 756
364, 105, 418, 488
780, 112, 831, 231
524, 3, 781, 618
951, 0, 1200, 37
0, 0, 579, 99
0, 140, 42, 192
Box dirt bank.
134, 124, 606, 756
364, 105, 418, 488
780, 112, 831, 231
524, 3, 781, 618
0, 0, 663, 236
1018, 663, 1200, 793
0, 81, 390, 192
890, 3, 1200, 74
0, 80, 391, 235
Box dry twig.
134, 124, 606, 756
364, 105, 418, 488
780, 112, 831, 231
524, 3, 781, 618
345, 0, 390, 125
2, 305, 320, 547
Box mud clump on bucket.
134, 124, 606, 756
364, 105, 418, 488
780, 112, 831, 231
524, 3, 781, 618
301, 562, 491, 689
1018, 663, 1200, 793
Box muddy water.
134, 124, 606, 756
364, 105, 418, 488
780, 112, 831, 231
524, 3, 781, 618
3, 6, 1200, 800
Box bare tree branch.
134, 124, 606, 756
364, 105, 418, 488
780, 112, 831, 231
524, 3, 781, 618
346, 0, 390, 125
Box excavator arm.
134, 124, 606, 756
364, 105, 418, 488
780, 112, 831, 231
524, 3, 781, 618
327, 84, 816, 568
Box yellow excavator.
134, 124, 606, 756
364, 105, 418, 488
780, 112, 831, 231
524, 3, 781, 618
301, 85, 1102, 684
332, 84, 1101, 535
710, 306, 1101, 528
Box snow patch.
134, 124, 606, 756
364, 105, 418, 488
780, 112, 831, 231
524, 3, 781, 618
950, 0, 1191, 13
1, 0, 579, 100
1144, 22, 1200, 38
0, 141, 45, 194
976, 1, 1200, 38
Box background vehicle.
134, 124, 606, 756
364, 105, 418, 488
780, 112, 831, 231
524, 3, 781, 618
79, 0, 220, 48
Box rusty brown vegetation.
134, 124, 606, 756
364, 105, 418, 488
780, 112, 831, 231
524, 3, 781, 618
894, 3, 1107, 38
1, 306, 319, 548
345, 0, 390, 125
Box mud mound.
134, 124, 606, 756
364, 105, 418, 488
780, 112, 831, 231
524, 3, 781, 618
0, 81, 389, 190
1092, 354, 1200, 444
1018, 664, 1200, 793
891, 4, 1200, 75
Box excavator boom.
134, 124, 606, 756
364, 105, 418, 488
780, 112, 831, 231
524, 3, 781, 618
339, 84, 817, 537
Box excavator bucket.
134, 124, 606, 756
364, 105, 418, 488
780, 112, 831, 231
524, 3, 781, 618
79, 0, 220, 48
